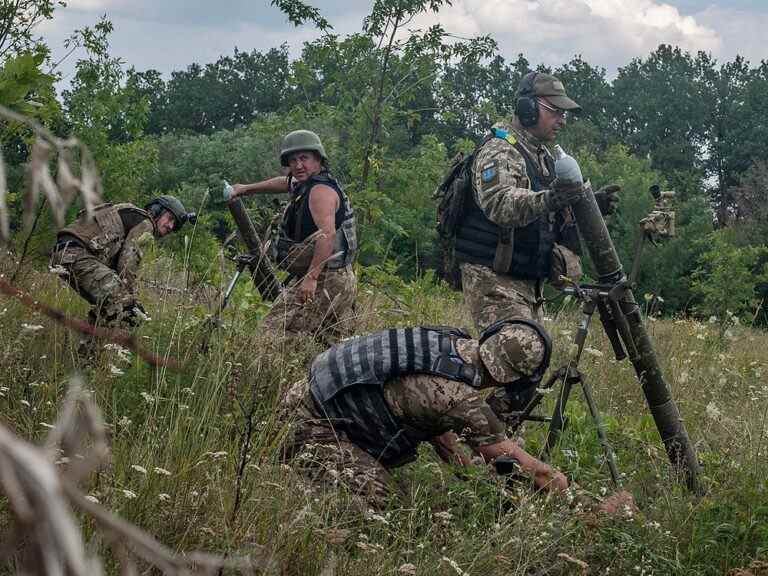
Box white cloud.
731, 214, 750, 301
693, 6, 768, 65
411, 0, 721, 73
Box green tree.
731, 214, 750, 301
62, 18, 148, 158
0, 0, 63, 59
690, 232, 768, 325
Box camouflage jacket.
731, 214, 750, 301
471, 119, 553, 228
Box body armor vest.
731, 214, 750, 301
454, 134, 557, 280
273, 171, 357, 271
58, 203, 153, 265
310, 326, 480, 466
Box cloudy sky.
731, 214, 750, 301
38, 0, 768, 85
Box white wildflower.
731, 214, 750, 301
365, 510, 390, 525
158, 493, 171, 502
109, 364, 125, 376
181, 387, 195, 395
584, 347, 604, 358
708, 315, 718, 324
21, 323, 44, 333
49, 265, 67, 276
441, 557, 468, 576
118, 416, 132, 429
205, 451, 228, 460
140, 392, 155, 404
154, 467, 171, 476
122, 489, 137, 499
131, 465, 147, 475
678, 370, 689, 384
706, 402, 721, 420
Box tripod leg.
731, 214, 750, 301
545, 371, 575, 454
580, 376, 622, 488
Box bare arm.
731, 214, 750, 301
230, 176, 290, 201
429, 432, 472, 467
297, 184, 339, 302
475, 438, 569, 493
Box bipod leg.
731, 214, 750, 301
545, 366, 580, 454
579, 374, 622, 488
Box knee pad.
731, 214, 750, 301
478, 318, 552, 385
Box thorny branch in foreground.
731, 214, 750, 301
0, 276, 180, 369
0, 376, 273, 575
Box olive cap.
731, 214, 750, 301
279, 130, 327, 166
518, 72, 581, 111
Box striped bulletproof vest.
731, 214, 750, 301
309, 326, 480, 465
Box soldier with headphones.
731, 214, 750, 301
451, 71, 620, 416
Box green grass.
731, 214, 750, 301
2, 253, 768, 575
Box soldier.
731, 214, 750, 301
50, 195, 194, 329
278, 320, 634, 513
453, 71, 620, 414
226, 130, 357, 341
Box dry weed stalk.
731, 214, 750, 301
0, 376, 269, 575
0, 103, 102, 244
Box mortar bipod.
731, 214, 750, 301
507, 280, 626, 488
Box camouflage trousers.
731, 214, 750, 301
278, 378, 398, 510
50, 243, 143, 329
460, 263, 542, 332
461, 263, 547, 415
262, 264, 357, 343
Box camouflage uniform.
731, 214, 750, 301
261, 263, 357, 341
278, 336, 515, 509
463, 120, 581, 331
50, 203, 156, 329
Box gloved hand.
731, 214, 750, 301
594, 184, 621, 215
544, 179, 585, 211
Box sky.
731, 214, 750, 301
37, 0, 768, 86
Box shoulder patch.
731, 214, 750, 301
481, 160, 498, 183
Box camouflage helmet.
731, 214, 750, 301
145, 195, 196, 231
478, 320, 550, 384
279, 130, 327, 166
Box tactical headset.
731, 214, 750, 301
515, 71, 540, 128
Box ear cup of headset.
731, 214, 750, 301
515, 72, 539, 128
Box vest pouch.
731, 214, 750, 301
89, 206, 124, 258
328, 217, 356, 268
549, 243, 582, 289
272, 233, 316, 276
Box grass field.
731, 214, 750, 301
2, 253, 767, 575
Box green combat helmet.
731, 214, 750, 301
146, 195, 197, 230
280, 130, 327, 166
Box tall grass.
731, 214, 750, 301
1, 252, 767, 575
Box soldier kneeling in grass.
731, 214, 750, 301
50, 195, 195, 330
277, 320, 635, 513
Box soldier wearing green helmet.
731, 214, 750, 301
50, 195, 195, 330
227, 129, 357, 341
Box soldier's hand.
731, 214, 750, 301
546, 179, 585, 211
595, 183, 621, 215
298, 275, 318, 304
597, 489, 637, 516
